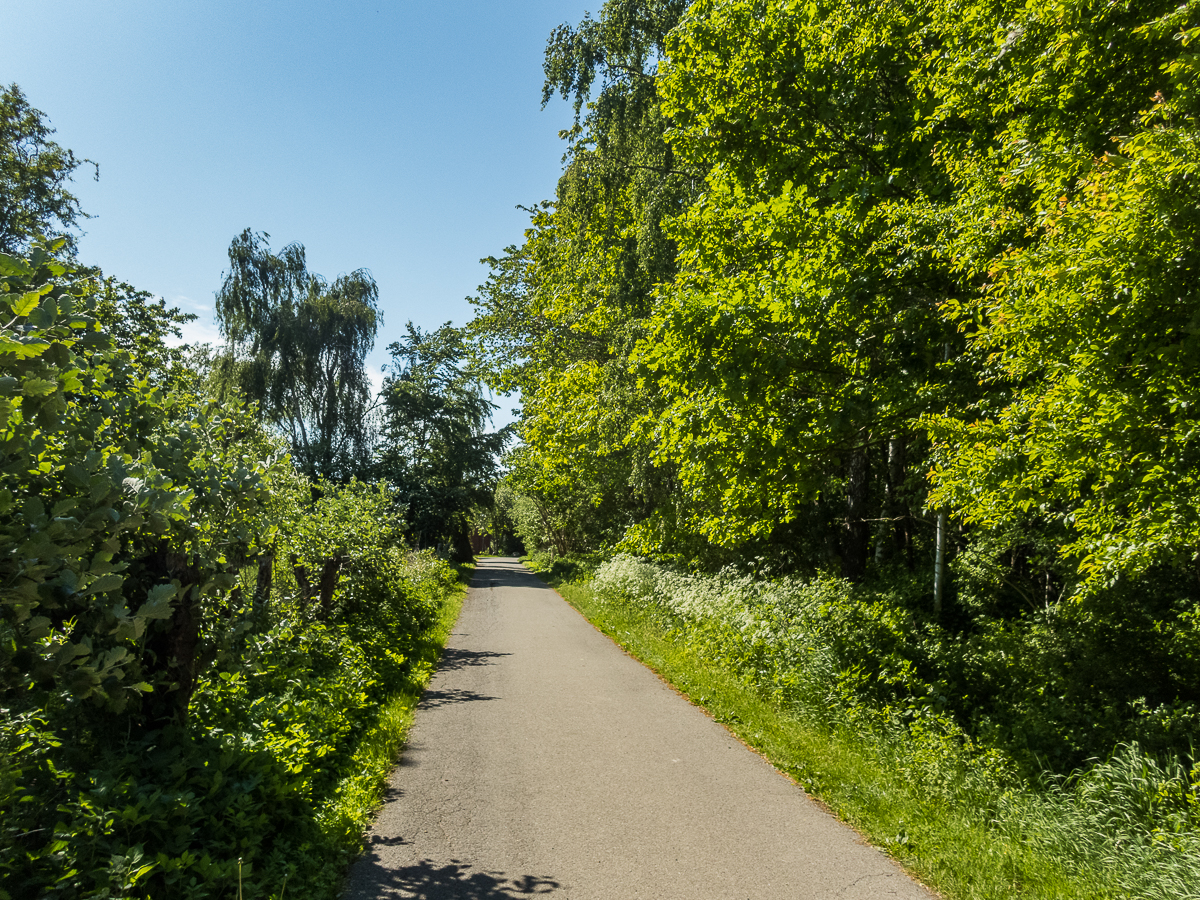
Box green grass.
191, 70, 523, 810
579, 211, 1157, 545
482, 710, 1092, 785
317, 568, 471, 882
553, 579, 1123, 900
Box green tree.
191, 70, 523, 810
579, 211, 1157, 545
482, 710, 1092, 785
93, 276, 196, 382
633, 0, 964, 579
0, 244, 287, 722
380, 323, 508, 561
924, 0, 1200, 594
0, 84, 95, 256
214, 228, 381, 480
470, 0, 698, 562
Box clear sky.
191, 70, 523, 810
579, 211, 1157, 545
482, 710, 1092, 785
4, 0, 593, 419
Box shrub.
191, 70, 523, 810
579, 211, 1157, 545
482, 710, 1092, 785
0, 247, 463, 899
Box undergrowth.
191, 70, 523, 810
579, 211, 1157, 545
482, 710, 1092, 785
1, 554, 468, 900
548, 555, 1200, 900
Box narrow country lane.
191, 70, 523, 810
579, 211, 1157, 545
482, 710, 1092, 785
342, 557, 935, 900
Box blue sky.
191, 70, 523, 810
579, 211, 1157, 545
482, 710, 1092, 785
4, 0, 593, 420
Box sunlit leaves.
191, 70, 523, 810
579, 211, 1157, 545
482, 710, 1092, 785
640, 0, 956, 550
0, 247, 285, 711
926, 0, 1200, 592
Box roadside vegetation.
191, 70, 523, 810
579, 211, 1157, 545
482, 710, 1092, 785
8, 0, 1200, 895
487, 0, 1200, 897
536, 558, 1199, 899
0, 84, 501, 899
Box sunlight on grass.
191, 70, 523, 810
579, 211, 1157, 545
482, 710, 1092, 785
556, 580, 1119, 900
319, 575, 470, 866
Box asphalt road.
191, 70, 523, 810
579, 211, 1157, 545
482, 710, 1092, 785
342, 557, 935, 900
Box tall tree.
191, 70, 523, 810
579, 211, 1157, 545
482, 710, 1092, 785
214, 228, 380, 480
924, 0, 1200, 595
636, 0, 962, 579
380, 323, 508, 561
470, 0, 700, 561
0, 84, 95, 256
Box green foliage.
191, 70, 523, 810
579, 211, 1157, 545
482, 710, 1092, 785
280, 480, 449, 681
470, 0, 698, 563
2, 542, 459, 900
0, 246, 283, 718
92, 275, 197, 383
379, 323, 507, 560
521, 548, 600, 585
482, 0, 1200, 585
588, 554, 1200, 897
0, 74, 481, 893
1007, 744, 1200, 898
638, 0, 967, 576
495, 447, 618, 558
14, 0, 1200, 891
477, 485, 525, 556
926, 0, 1200, 592
0, 84, 95, 256
214, 229, 381, 481
0, 237, 463, 898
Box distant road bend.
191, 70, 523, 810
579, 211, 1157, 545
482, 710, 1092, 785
343, 557, 934, 900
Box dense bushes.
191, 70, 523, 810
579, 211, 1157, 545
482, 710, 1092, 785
0, 247, 464, 899
2, 543, 457, 900
590, 555, 1200, 772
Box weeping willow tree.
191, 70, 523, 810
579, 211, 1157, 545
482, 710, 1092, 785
214, 228, 380, 480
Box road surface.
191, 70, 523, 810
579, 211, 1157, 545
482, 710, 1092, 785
342, 557, 935, 899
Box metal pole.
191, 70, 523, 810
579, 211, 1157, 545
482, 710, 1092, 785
933, 342, 951, 618
934, 507, 947, 618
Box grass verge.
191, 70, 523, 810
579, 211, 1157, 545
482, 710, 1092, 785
553, 578, 1122, 900
320, 567, 471, 884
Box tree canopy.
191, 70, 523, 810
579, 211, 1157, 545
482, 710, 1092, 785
214, 228, 381, 480
476, 0, 1200, 595
380, 323, 508, 560
0, 84, 94, 256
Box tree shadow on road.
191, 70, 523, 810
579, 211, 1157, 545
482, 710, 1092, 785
435, 647, 511, 672
418, 687, 499, 708
355, 858, 560, 898
470, 560, 547, 590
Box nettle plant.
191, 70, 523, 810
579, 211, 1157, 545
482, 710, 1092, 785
0, 245, 284, 721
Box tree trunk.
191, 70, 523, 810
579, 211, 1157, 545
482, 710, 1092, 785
167, 585, 201, 720
934, 507, 948, 618
291, 553, 344, 619
885, 435, 916, 568
843, 446, 871, 582
139, 543, 205, 727
317, 556, 344, 619
290, 553, 314, 603
450, 525, 475, 564
254, 550, 274, 610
